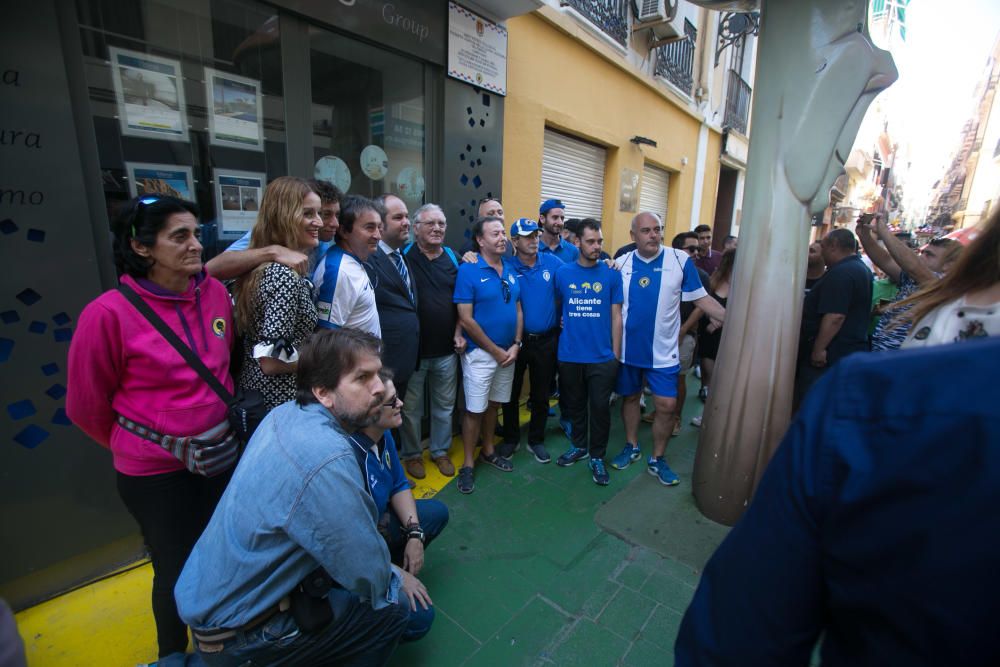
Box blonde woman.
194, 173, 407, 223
234, 177, 321, 408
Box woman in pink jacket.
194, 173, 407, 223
67, 196, 236, 664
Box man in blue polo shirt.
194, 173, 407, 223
453, 216, 523, 494
498, 219, 563, 464
538, 199, 579, 263
609, 212, 726, 487
553, 219, 623, 486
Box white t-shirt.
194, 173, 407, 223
312, 246, 381, 337
902, 295, 999, 348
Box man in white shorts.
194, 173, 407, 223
453, 216, 523, 494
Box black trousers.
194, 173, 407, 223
558, 359, 619, 460
502, 330, 559, 446
117, 468, 231, 657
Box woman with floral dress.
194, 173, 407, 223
234, 177, 322, 409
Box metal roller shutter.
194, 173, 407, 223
639, 163, 670, 222
541, 129, 606, 219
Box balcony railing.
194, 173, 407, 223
560, 0, 629, 47
654, 19, 697, 95
723, 68, 751, 135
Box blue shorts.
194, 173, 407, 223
615, 363, 680, 398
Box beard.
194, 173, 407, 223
333, 396, 382, 431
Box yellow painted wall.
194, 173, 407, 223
502, 11, 716, 252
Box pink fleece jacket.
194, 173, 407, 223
67, 273, 235, 476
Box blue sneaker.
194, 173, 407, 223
610, 443, 641, 470
547, 406, 556, 417
559, 418, 573, 439
590, 458, 610, 486
557, 446, 589, 467
647, 457, 680, 486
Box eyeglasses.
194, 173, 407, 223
682, 245, 698, 254
500, 279, 511, 304
478, 197, 502, 206
382, 394, 401, 408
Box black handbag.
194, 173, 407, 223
118, 284, 267, 446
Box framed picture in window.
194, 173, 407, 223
205, 68, 265, 151
125, 162, 195, 201
108, 47, 189, 141
214, 169, 266, 238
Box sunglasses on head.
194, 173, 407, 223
500, 279, 511, 304
131, 196, 161, 237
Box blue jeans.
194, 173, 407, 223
198, 588, 407, 667
400, 354, 458, 460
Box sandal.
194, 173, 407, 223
457, 466, 475, 494
479, 450, 514, 472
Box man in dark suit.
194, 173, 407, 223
368, 194, 420, 401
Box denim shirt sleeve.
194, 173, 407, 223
284, 450, 400, 609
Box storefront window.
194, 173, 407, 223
309, 28, 426, 207
76, 0, 286, 250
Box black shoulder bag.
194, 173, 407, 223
118, 284, 267, 446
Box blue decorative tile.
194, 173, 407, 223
481, 145, 487, 152
469, 160, 475, 168
479, 119, 485, 127
0, 219, 17, 234
52, 312, 71, 325
53, 328, 72, 342
27, 229, 46, 242
7, 399, 36, 420
473, 175, 482, 188
41, 362, 59, 376
469, 200, 476, 206
52, 408, 72, 426
460, 174, 469, 186
467, 118, 475, 127
459, 209, 466, 217
0, 338, 12, 362
466, 106, 472, 115
476, 159, 482, 166
482, 93, 491, 107
466, 144, 472, 152
459, 153, 466, 161
29, 321, 47, 334
0, 310, 19, 324
16, 288, 41, 306
14, 425, 48, 449
46, 383, 67, 400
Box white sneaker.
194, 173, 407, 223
690, 415, 703, 427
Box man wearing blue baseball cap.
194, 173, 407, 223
498, 219, 565, 464
538, 199, 579, 263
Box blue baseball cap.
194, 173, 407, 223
539, 199, 565, 215
510, 218, 539, 236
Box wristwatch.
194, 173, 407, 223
405, 524, 425, 544
514, 339, 523, 348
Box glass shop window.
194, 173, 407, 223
75, 0, 285, 254
309, 27, 426, 209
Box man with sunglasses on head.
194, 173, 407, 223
609, 212, 725, 487
206, 179, 341, 280
453, 216, 523, 494
857, 214, 963, 351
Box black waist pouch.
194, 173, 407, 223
290, 567, 336, 632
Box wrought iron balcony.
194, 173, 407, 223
560, 0, 629, 48
654, 19, 697, 95
723, 68, 751, 135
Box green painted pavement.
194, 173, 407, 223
391, 377, 730, 666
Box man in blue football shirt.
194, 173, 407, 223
498, 218, 563, 464
553, 219, 623, 485
609, 212, 726, 486
453, 216, 523, 494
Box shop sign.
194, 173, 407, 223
447, 2, 507, 96
269, 0, 445, 64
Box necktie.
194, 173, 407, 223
391, 250, 414, 303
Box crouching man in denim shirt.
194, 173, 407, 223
175, 328, 432, 666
